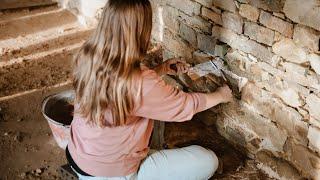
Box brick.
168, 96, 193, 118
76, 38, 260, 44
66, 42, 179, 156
201, 7, 222, 25
239, 4, 259, 22
248, 0, 285, 12
259, 11, 293, 38
222, 12, 243, 34
309, 54, 320, 75
194, 0, 213, 8
213, 26, 273, 62
166, 0, 201, 16
284, 139, 320, 179
306, 94, 320, 121
284, 0, 320, 31
163, 49, 175, 60
179, 13, 212, 34
179, 23, 197, 47
163, 29, 193, 58
293, 25, 320, 52
197, 33, 217, 55
163, 6, 179, 32
308, 126, 320, 153
272, 38, 308, 64
213, 0, 236, 13
244, 22, 274, 46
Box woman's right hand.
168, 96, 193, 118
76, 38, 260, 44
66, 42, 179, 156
216, 84, 233, 103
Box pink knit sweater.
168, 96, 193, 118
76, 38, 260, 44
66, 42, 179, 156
68, 69, 207, 177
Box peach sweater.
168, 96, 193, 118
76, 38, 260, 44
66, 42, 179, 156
68, 69, 207, 177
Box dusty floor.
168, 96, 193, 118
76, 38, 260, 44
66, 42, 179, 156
0, 108, 272, 180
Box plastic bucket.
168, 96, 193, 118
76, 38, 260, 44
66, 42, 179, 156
42, 90, 75, 149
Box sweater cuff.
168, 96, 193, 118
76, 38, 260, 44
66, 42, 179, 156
195, 93, 207, 113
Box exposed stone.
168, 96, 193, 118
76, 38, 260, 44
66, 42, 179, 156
244, 22, 274, 46
308, 126, 320, 153
272, 38, 308, 64
212, 26, 273, 62
194, 0, 213, 8
179, 13, 212, 34
284, 139, 320, 179
284, 0, 320, 31
309, 53, 320, 75
272, 12, 286, 20
256, 151, 302, 180
163, 6, 180, 32
213, 0, 237, 13
259, 11, 293, 38
248, 0, 285, 12
306, 94, 320, 121
163, 29, 193, 58
214, 44, 229, 58
278, 88, 303, 108
197, 33, 217, 55
163, 49, 175, 61
201, 7, 222, 25
179, 23, 197, 47
192, 50, 213, 64
242, 83, 308, 145
166, 0, 201, 16
293, 25, 320, 53
239, 4, 259, 22
221, 12, 243, 34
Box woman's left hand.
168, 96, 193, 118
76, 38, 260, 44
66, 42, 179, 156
162, 58, 191, 75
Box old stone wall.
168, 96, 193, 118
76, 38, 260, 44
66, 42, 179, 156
151, 0, 320, 179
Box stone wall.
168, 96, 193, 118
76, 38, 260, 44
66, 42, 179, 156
151, 0, 320, 179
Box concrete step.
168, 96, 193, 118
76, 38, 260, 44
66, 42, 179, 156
0, 43, 82, 97
0, 0, 57, 10
0, 27, 93, 61
0, 81, 72, 123
0, 8, 78, 40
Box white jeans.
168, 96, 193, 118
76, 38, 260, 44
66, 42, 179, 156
73, 145, 219, 180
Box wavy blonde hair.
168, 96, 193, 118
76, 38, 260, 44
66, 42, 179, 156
73, 0, 152, 127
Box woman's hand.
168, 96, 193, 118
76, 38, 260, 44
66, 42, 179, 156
216, 84, 233, 103
155, 58, 191, 76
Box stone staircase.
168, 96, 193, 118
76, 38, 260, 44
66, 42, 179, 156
0, 3, 93, 122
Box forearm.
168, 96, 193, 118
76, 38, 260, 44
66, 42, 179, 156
203, 92, 224, 110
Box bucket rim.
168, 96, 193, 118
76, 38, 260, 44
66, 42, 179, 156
41, 90, 74, 127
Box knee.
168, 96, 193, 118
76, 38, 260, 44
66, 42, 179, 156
187, 145, 219, 175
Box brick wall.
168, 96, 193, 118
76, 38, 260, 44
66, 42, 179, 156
151, 0, 320, 179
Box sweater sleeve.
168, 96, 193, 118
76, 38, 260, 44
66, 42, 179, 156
134, 70, 207, 122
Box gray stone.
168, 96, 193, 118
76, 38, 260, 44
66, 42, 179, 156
163, 29, 193, 58
284, 0, 320, 31
166, 0, 201, 16
179, 23, 197, 47
163, 6, 180, 32
222, 12, 243, 34
308, 126, 320, 153
248, 0, 285, 12
244, 22, 274, 46
179, 13, 212, 34
259, 11, 293, 38
197, 33, 217, 55
194, 0, 213, 8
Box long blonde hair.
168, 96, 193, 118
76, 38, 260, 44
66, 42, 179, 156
73, 0, 152, 127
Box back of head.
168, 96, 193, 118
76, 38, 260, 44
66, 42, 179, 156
73, 0, 152, 127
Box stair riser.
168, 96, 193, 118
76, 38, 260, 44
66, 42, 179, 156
1, 29, 92, 61
0, 9, 77, 40
0, 48, 80, 97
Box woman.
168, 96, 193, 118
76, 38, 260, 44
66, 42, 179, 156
66, 0, 233, 179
